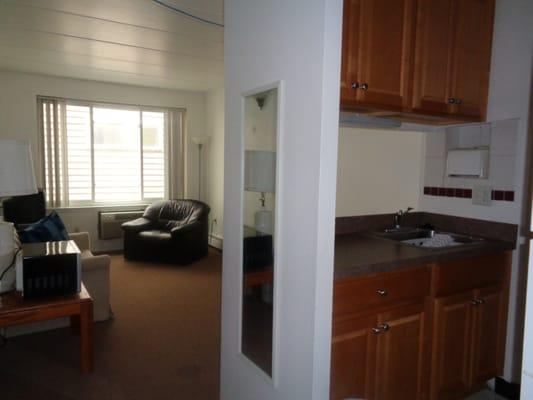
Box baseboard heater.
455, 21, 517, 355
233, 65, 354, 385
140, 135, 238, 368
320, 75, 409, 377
98, 210, 144, 240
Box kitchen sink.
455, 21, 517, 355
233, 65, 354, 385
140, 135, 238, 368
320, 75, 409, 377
372, 228, 485, 249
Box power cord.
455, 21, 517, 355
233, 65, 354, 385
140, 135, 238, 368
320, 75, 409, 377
0, 248, 21, 281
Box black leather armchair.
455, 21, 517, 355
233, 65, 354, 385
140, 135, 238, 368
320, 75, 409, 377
121, 199, 211, 265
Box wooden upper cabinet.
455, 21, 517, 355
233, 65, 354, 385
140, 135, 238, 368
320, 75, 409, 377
411, 0, 455, 116
340, 0, 415, 111
449, 0, 495, 119
412, 0, 495, 120
340, 0, 360, 105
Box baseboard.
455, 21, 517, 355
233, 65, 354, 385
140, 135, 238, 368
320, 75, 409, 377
495, 376, 520, 400
209, 234, 223, 250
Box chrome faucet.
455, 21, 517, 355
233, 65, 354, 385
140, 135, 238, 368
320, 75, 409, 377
393, 207, 413, 230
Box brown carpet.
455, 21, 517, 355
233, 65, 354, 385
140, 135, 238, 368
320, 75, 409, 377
0, 250, 222, 400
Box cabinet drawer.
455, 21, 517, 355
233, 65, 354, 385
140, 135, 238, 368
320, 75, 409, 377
333, 266, 430, 318
432, 252, 511, 297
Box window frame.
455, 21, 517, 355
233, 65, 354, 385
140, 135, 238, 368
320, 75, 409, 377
38, 96, 179, 208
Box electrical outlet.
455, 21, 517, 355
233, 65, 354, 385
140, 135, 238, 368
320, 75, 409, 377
472, 185, 492, 206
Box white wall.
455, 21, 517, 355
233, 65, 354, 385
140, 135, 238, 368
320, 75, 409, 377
336, 127, 424, 216
221, 0, 342, 398
0, 70, 207, 252
206, 88, 225, 248
420, 0, 533, 384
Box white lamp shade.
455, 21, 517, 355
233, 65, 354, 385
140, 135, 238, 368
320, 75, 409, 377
244, 150, 276, 193
0, 139, 38, 197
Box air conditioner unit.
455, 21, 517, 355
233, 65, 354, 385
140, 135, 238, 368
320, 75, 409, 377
99, 210, 144, 240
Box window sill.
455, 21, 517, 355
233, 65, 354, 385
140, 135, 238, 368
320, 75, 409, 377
50, 204, 150, 212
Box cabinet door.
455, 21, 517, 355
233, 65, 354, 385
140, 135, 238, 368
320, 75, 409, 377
470, 285, 507, 386
330, 315, 377, 400
449, 0, 495, 120
340, 0, 415, 110
412, 0, 455, 116
356, 0, 415, 110
340, 0, 361, 106
430, 291, 475, 400
374, 303, 426, 400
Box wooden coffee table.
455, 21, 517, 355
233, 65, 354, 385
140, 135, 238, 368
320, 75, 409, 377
0, 284, 94, 373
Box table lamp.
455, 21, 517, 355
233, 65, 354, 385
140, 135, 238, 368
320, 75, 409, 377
0, 139, 38, 293
244, 150, 276, 235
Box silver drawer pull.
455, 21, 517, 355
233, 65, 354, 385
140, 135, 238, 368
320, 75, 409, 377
377, 289, 388, 297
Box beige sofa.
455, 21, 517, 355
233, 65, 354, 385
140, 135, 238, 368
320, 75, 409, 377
70, 232, 112, 322
4, 232, 112, 337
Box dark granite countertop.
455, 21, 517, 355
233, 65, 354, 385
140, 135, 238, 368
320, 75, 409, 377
334, 232, 514, 280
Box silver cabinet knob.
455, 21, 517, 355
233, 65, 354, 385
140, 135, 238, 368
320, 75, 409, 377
476, 298, 485, 305
351, 82, 359, 89
455, 98, 463, 105
377, 289, 388, 297
372, 323, 390, 334
448, 97, 456, 104
360, 83, 368, 91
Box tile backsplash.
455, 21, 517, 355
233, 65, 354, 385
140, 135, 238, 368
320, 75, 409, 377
423, 119, 519, 201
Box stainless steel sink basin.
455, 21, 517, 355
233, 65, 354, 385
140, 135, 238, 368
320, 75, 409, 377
372, 228, 485, 249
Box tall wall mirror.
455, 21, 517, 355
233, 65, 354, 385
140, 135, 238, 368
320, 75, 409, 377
241, 86, 278, 376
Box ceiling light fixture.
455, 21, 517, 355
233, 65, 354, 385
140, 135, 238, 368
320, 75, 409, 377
152, 0, 224, 27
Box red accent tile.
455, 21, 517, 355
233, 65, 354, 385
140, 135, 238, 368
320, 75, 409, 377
491, 190, 496, 200
424, 187, 430, 195
464, 189, 472, 198
455, 188, 464, 198
446, 188, 454, 197
438, 187, 446, 196
430, 187, 438, 196
504, 191, 515, 202
494, 190, 504, 201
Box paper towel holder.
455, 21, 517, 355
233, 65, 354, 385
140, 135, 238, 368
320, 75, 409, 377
446, 147, 489, 179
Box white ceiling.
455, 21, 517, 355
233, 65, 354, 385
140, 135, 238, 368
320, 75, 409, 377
0, 0, 224, 91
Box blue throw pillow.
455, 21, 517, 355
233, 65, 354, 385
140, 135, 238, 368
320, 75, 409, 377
19, 211, 70, 243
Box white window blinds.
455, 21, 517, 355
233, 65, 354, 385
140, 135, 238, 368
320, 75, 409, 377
38, 97, 181, 207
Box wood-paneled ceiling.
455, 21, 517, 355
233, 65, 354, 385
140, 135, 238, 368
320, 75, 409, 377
0, 0, 224, 91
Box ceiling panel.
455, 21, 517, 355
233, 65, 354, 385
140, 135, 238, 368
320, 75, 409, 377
0, 0, 224, 90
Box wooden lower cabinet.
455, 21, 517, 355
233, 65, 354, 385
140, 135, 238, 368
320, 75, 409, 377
331, 315, 377, 400
330, 303, 426, 400
430, 285, 507, 400
430, 291, 475, 400
374, 304, 426, 400
470, 285, 507, 388
331, 252, 511, 400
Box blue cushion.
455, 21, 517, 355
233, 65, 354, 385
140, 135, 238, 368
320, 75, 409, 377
19, 211, 70, 243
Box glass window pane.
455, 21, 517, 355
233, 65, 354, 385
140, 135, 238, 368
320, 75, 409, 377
142, 111, 166, 199
93, 107, 141, 202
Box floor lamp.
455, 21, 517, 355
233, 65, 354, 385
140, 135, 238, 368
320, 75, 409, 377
0, 139, 38, 293
191, 136, 210, 201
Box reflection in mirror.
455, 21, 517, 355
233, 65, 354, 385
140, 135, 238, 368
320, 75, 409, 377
241, 87, 277, 376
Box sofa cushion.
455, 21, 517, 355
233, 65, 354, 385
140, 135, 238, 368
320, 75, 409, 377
138, 229, 172, 241
19, 211, 70, 243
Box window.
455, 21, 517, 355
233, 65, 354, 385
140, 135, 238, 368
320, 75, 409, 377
38, 98, 182, 207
